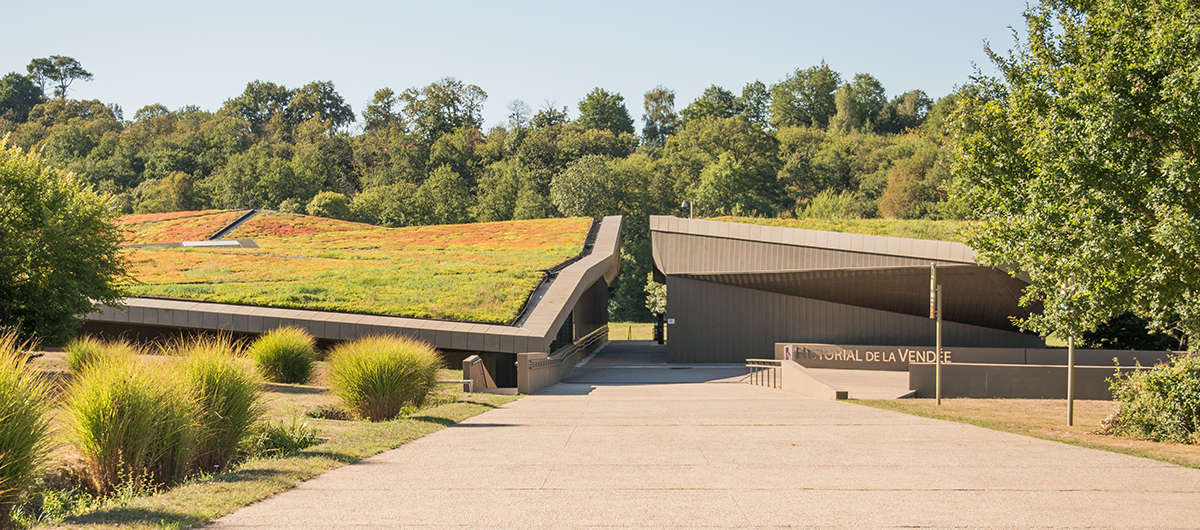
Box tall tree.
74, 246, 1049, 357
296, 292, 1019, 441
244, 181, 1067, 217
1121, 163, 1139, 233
362, 88, 403, 133
0, 73, 43, 123
770, 62, 840, 129
399, 78, 487, 142
576, 88, 634, 135
679, 85, 738, 123
641, 86, 679, 146
222, 80, 293, 133
26, 56, 93, 99
289, 81, 354, 129
953, 0, 1200, 346
737, 81, 771, 126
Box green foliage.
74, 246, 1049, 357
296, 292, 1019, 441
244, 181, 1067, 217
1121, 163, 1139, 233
576, 88, 634, 135
951, 0, 1200, 344
249, 327, 317, 384
305, 191, 351, 221
412, 165, 472, 225
1082, 312, 1181, 352
26, 56, 92, 99
64, 357, 199, 494
399, 78, 487, 142
328, 335, 442, 422
771, 62, 840, 129
0, 141, 127, 344
0, 332, 52, 528
245, 417, 318, 458
644, 273, 666, 316
0, 73, 43, 123
799, 189, 863, 220
692, 152, 772, 216
1110, 355, 1200, 444
550, 155, 622, 218
64, 336, 141, 375
641, 86, 679, 146
680, 85, 739, 123
176, 335, 265, 473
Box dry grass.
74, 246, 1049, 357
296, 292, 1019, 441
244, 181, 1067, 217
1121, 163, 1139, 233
609, 322, 656, 341
854, 398, 1200, 468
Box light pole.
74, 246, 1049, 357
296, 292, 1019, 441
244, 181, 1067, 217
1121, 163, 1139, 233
681, 200, 693, 219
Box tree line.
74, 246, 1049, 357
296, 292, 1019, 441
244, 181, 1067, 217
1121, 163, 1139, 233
0, 57, 967, 322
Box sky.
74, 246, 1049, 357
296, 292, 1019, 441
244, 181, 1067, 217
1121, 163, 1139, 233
2, 0, 1029, 130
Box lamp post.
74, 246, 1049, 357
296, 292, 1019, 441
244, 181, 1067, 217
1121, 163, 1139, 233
681, 200, 693, 219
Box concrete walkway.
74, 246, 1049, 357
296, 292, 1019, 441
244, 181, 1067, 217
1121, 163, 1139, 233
210, 342, 1200, 529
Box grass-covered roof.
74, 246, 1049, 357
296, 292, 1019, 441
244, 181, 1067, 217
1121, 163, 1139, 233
118, 211, 592, 323
707, 216, 971, 243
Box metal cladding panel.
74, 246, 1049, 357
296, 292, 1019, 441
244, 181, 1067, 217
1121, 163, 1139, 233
679, 265, 1030, 332
652, 232, 953, 277
665, 276, 1043, 364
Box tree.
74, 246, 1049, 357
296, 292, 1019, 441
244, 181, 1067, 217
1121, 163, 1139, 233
305, 191, 351, 220
576, 88, 634, 135
289, 81, 354, 129
399, 78, 487, 142
641, 86, 679, 146
0, 73, 43, 123
691, 152, 772, 216
550, 155, 622, 218
877, 90, 932, 134
771, 62, 840, 129
26, 56, 93, 99
363, 88, 402, 133
0, 141, 126, 344
738, 81, 771, 126
222, 80, 292, 133
952, 0, 1200, 346
679, 85, 738, 123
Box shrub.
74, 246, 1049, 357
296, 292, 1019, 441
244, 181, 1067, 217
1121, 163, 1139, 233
64, 336, 141, 375
1108, 354, 1200, 444
0, 331, 52, 528
175, 336, 265, 473
327, 335, 442, 421
246, 417, 318, 458
64, 357, 198, 494
249, 327, 317, 384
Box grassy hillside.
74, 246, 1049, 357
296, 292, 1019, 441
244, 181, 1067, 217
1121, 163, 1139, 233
708, 216, 972, 243
119, 212, 592, 323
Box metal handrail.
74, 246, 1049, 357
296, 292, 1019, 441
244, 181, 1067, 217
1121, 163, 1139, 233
530, 325, 609, 370
745, 359, 781, 389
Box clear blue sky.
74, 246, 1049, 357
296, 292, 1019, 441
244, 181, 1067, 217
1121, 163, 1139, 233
2, 0, 1029, 130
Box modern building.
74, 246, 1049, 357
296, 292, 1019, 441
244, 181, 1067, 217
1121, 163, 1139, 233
83, 216, 623, 387
650, 216, 1045, 364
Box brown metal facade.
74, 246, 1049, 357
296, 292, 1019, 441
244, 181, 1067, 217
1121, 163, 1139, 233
650, 216, 1045, 363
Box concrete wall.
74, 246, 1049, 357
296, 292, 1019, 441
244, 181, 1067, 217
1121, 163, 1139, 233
909, 363, 1148, 400
666, 276, 1044, 363
773, 343, 1176, 372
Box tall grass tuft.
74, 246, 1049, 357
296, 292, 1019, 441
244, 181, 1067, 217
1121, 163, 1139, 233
327, 335, 442, 422
64, 357, 198, 494
174, 335, 265, 472
0, 331, 52, 528
64, 336, 141, 375
248, 327, 317, 384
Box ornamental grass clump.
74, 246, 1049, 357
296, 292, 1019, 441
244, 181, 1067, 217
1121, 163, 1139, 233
249, 327, 317, 384
173, 335, 265, 473
328, 335, 442, 422
64, 336, 141, 375
0, 332, 52, 529
64, 357, 198, 494
1108, 355, 1200, 444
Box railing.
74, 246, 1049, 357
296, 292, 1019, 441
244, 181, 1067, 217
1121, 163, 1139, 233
519, 325, 609, 394
745, 359, 782, 389
530, 325, 609, 370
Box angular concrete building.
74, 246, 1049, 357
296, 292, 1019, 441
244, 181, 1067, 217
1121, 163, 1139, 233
650, 216, 1044, 363
84, 216, 623, 387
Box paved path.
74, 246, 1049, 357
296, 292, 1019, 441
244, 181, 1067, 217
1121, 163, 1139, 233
210, 342, 1200, 529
